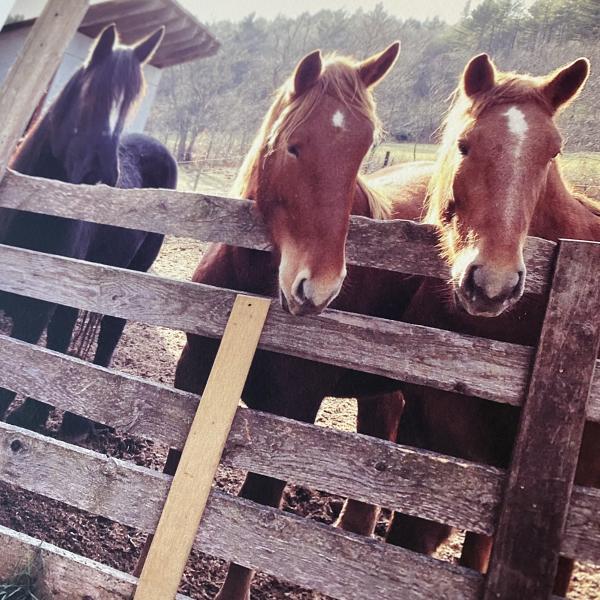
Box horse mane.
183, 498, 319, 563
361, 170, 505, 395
231, 52, 386, 220
425, 70, 556, 225
357, 175, 393, 219
574, 190, 600, 217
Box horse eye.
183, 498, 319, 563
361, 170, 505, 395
458, 140, 469, 156
442, 200, 456, 222
287, 145, 299, 158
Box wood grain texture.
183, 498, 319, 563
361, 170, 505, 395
0, 169, 556, 293
226, 409, 502, 535
135, 295, 271, 600
0, 525, 192, 600
0, 334, 500, 534
0, 422, 483, 600
483, 240, 600, 600
0, 244, 534, 405
0, 2, 89, 182
563, 487, 600, 563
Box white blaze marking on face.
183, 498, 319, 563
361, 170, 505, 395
109, 93, 125, 134
505, 106, 528, 141
332, 110, 345, 129
502, 105, 529, 223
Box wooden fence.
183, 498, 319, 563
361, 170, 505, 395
1, 2, 600, 599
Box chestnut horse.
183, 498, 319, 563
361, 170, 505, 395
135, 44, 435, 599
380, 54, 598, 596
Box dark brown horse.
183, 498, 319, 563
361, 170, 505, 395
137, 43, 437, 599
0, 25, 177, 439
379, 54, 598, 597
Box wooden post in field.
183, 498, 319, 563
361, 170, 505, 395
193, 164, 202, 190
0, 0, 89, 183
483, 240, 600, 600
134, 294, 271, 600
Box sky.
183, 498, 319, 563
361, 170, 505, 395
12, 0, 486, 25
181, 0, 479, 25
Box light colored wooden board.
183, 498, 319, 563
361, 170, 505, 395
0, 524, 192, 600
135, 294, 271, 600
0, 169, 556, 294
0, 2, 89, 182
0, 422, 483, 600
0, 334, 501, 535
0, 244, 534, 405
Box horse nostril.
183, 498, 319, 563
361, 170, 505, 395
294, 278, 307, 303
279, 289, 290, 313
463, 265, 478, 299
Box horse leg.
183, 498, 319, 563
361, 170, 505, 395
386, 512, 452, 554
3, 300, 55, 428
64, 233, 165, 438
214, 474, 287, 600
335, 392, 404, 536
91, 314, 127, 368
553, 558, 574, 597
551, 421, 600, 597
58, 313, 127, 440
460, 532, 493, 572
11, 305, 80, 432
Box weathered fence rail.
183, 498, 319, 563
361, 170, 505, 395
0, 525, 195, 600
0, 169, 555, 294
1, 335, 600, 565
0, 422, 484, 600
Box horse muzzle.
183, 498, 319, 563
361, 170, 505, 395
455, 263, 525, 318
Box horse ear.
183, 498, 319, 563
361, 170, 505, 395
463, 53, 496, 97
541, 58, 590, 112
358, 41, 400, 88
89, 24, 117, 67
293, 50, 322, 96
134, 26, 165, 64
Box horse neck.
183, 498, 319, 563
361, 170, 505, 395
10, 112, 67, 181
531, 162, 600, 243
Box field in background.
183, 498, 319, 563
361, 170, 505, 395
178, 143, 600, 201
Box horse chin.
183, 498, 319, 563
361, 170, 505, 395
279, 289, 327, 317
453, 289, 512, 319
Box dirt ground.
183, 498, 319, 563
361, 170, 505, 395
1, 167, 599, 599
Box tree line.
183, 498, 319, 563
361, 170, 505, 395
22, 1, 600, 163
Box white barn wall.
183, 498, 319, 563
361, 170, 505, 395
0, 27, 162, 133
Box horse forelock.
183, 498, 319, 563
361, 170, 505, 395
232, 54, 381, 200
425, 72, 556, 226
81, 47, 145, 130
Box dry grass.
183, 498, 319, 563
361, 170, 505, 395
0, 572, 39, 600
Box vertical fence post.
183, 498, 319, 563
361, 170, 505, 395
483, 239, 600, 600
134, 294, 271, 600
0, 0, 89, 183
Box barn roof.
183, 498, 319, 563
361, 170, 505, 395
4, 0, 219, 68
